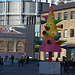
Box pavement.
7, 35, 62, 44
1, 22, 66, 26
0, 62, 75, 75
0, 62, 39, 75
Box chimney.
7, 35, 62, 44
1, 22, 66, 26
58, 1, 64, 5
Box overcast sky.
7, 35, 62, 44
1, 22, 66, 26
0, 0, 19, 1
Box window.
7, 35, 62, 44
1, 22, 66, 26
22, 16, 24, 23
64, 29, 68, 38
35, 52, 39, 60
40, 3, 42, 12
51, 0, 54, 4
27, 16, 36, 25
23, 2, 25, 12
64, 12, 68, 20
71, 11, 74, 19
35, 24, 40, 40
70, 29, 74, 37
52, 52, 54, 57
58, 30, 61, 36
58, 13, 61, 20
46, 0, 48, 2
45, 52, 49, 60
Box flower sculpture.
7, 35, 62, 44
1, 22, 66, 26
34, 4, 67, 62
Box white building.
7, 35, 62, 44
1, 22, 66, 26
23, 0, 51, 6
56, 0, 75, 5
40, 0, 75, 5
32, 0, 75, 5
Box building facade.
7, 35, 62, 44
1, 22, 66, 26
0, 1, 49, 59
0, 1, 49, 25
0, 26, 26, 58
40, 2, 75, 61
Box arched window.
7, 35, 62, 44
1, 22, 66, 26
0, 41, 4, 51
70, 29, 74, 37
16, 41, 24, 52
7, 41, 14, 52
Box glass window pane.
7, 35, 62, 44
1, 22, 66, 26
38, 33, 40, 37
35, 32, 38, 36
35, 24, 40, 40
64, 29, 67, 38
58, 13, 61, 20
64, 12, 68, 20
35, 24, 40, 32
70, 29, 74, 37
71, 11, 74, 19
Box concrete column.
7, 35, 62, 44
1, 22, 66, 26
23, 40, 26, 52
54, 52, 58, 61
13, 39, 17, 52
4, 41, 8, 52
20, 0, 22, 25
40, 51, 45, 61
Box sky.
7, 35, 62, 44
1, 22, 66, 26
0, 0, 19, 1
0, 0, 51, 4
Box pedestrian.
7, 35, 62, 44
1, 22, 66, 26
21, 56, 25, 67
0, 56, 4, 70
11, 55, 14, 65
26, 56, 29, 64
56, 57, 58, 62
0, 56, 3, 64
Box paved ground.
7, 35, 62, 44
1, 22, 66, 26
0, 62, 39, 75
0, 62, 75, 75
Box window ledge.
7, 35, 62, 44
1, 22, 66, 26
63, 20, 68, 22
58, 58, 61, 59
63, 38, 67, 39
69, 37, 74, 39
70, 19, 74, 21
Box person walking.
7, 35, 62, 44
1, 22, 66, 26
11, 55, 14, 65
26, 56, 29, 64
56, 57, 58, 62
21, 56, 25, 67
0, 56, 4, 70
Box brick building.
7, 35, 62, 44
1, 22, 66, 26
40, 2, 75, 61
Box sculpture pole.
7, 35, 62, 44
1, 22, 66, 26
49, 52, 52, 62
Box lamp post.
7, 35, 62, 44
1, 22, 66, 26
36, 0, 38, 24
20, 0, 22, 25
5, 0, 7, 25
